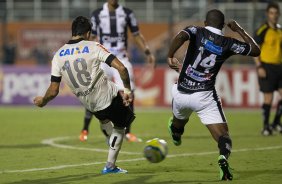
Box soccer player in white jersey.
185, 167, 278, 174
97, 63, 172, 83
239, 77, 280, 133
34, 16, 134, 174
167, 10, 260, 180
79, 0, 155, 142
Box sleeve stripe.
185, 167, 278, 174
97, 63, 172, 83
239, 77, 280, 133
105, 54, 116, 66
256, 24, 268, 36
181, 30, 191, 39
246, 43, 252, 56
51, 75, 62, 83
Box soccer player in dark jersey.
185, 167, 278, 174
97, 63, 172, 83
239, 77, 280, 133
253, 2, 282, 136
79, 0, 155, 142
167, 9, 260, 180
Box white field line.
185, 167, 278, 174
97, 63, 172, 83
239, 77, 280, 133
1, 138, 282, 174
41, 137, 141, 155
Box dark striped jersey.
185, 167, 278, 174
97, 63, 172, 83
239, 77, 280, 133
254, 23, 282, 64
178, 26, 251, 93
90, 2, 139, 58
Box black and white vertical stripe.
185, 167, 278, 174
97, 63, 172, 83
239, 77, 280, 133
212, 89, 226, 122
90, 3, 139, 52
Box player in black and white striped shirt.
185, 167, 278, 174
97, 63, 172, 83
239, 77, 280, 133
79, 0, 155, 142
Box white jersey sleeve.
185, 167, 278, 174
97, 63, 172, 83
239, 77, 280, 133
51, 54, 62, 77
95, 42, 115, 66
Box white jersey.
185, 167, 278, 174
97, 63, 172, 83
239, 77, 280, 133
51, 39, 119, 112
91, 2, 139, 58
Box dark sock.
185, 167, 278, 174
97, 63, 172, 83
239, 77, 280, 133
273, 100, 282, 126
262, 104, 271, 129
218, 135, 232, 159
83, 118, 91, 131
125, 95, 134, 134
83, 110, 93, 131
125, 125, 130, 134
171, 123, 184, 137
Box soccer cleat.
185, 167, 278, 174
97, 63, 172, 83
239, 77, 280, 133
168, 117, 181, 146
218, 155, 233, 181
125, 133, 142, 142
101, 166, 128, 174
271, 123, 282, 133
261, 127, 272, 136
79, 130, 88, 142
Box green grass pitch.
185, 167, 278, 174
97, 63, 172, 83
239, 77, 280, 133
0, 106, 282, 184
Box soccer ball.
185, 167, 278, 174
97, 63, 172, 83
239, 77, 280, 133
143, 138, 168, 163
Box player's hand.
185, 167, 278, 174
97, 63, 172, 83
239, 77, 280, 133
33, 96, 46, 107
227, 20, 244, 32
257, 66, 267, 79
120, 90, 133, 106
167, 57, 181, 72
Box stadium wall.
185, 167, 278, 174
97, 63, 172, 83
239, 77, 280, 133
1, 21, 243, 66
0, 22, 169, 65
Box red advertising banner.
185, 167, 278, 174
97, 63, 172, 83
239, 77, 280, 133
134, 66, 280, 108
0, 66, 280, 107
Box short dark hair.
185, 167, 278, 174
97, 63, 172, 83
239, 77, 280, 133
266, 2, 280, 13
72, 16, 92, 36
205, 9, 225, 29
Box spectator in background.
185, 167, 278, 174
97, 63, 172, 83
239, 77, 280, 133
33, 39, 50, 65
253, 2, 282, 136
3, 34, 16, 65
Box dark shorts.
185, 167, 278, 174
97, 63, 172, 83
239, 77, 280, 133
93, 94, 135, 128
258, 62, 282, 93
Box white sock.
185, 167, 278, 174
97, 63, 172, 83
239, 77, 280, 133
99, 120, 113, 138
106, 127, 125, 168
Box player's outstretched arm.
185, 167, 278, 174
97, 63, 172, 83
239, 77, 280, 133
227, 20, 261, 57
167, 31, 189, 72
110, 58, 133, 106
133, 33, 156, 68
33, 82, 60, 107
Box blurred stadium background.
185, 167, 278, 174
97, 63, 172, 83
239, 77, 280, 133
0, 0, 281, 108
1, 2, 282, 183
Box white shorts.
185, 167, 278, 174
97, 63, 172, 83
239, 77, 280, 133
171, 84, 227, 125
101, 56, 135, 90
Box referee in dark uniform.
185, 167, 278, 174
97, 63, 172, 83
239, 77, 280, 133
254, 2, 282, 136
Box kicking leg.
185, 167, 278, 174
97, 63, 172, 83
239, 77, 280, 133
80, 109, 93, 141
124, 92, 142, 142
102, 126, 127, 174
125, 94, 134, 135
168, 115, 188, 146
